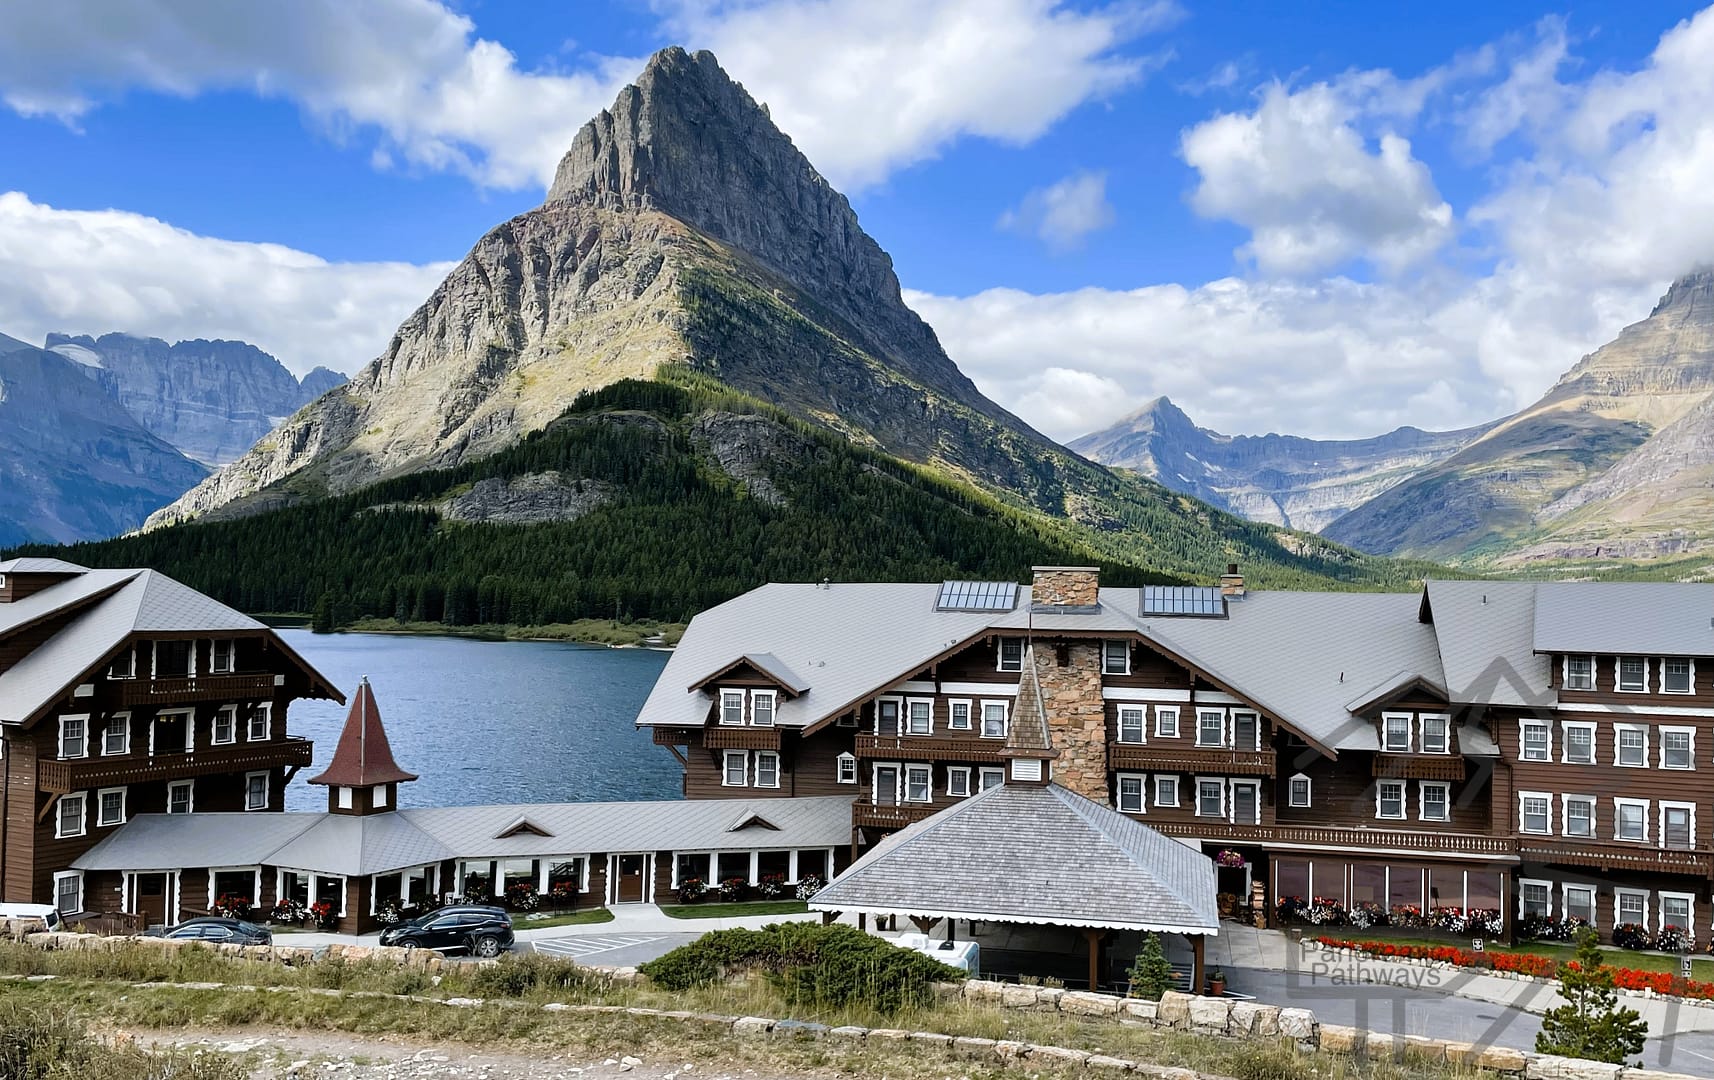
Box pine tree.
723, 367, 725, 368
1127, 932, 1176, 1001
1536, 928, 1648, 1064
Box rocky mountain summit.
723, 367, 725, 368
1070, 397, 1492, 533
0, 333, 208, 545
46, 332, 345, 466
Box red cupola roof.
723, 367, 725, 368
308, 678, 418, 788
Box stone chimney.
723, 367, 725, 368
1220, 563, 1246, 600
1032, 642, 1109, 803
1032, 566, 1100, 609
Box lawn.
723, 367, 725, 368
658, 900, 810, 920
515, 908, 615, 928
1347, 935, 1714, 979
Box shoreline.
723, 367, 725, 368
258, 615, 683, 650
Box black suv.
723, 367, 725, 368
378, 905, 514, 957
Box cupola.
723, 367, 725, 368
308, 677, 417, 815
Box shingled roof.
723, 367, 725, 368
309, 678, 418, 788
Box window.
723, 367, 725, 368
1615, 799, 1648, 841
1117, 774, 1145, 813
1662, 728, 1694, 770
1564, 655, 1594, 690
1288, 774, 1311, 808
1197, 779, 1224, 818
1616, 725, 1648, 767
1102, 640, 1130, 675
904, 765, 932, 803
1619, 657, 1647, 693
905, 699, 932, 736
751, 691, 776, 728
374, 786, 389, 809
755, 751, 780, 788
978, 768, 1005, 792
1617, 890, 1647, 929
1520, 880, 1551, 918
1230, 781, 1260, 824
102, 715, 129, 756
54, 872, 82, 915
1419, 781, 1449, 822
947, 767, 971, 797
720, 691, 745, 726
1662, 803, 1694, 849
1564, 796, 1595, 838
247, 704, 271, 742
722, 751, 747, 787
1117, 707, 1145, 744
167, 781, 193, 815
106, 648, 135, 679
58, 715, 87, 759
876, 699, 900, 736
96, 787, 126, 827
155, 639, 193, 677
1662, 894, 1694, 936
1155, 776, 1180, 808
997, 638, 1024, 672
210, 639, 235, 674
836, 753, 856, 784
948, 700, 972, 730
213, 706, 237, 745
1155, 707, 1179, 738
1376, 781, 1405, 820
1663, 659, 1693, 694
1196, 710, 1224, 747
1520, 793, 1551, 834
1562, 722, 1595, 765
1420, 714, 1449, 754
244, 771, 269, 810
55, 793, 85, 838
1564, 885, 1596, 926
980, 701, 1008, 739
1382, 713, 1411, 753
1521, 721, 1549, 761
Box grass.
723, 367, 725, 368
659, 901, 809, 919
515, 908, 615, 928
341, 617, 684, 647
1358, 936, 1714, 979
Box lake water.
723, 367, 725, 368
276, 630, 678, 811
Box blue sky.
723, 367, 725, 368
2, 1, 1712, 441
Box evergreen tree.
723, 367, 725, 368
1127, 932, 1176, 1001
1536, 928, 1647, 1064
311, 590, 336, 634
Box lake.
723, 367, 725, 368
276, 630, 678, 811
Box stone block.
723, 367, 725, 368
1400, 1035, 1446, 1063
1133, 1065, 1199, 1080
1157, 991, 1193, 1026
1035, 987, 1065, 1008
1121, 999, 1160, 1022
867, 1028, 910, 1041
1364, 1032, 1396, 1059
1061, 990, 1122, 1016
964, 979, 1006, 1003
1000, 984, 1040, 1008
1476, 1046, 1530, 1073
342, 946, 373, 962
907, 1032, 954, 1047
1527, 1057, 1623, 1080
732, 1017, 774, 1036
1318, 1024, 1359, 1054
952, 1036, 998, 1057
1277, 1007, 1317, 1040
1188, 996, 1233, 1033
828, 1026, 868, 1040
1442, 1041, 1478, 1065
1088, 1054, 1136, 1071
993, 1041, 1028, 1060
1251, 1004, 1282, 1037
1027, 1045, 1091, 1066
771, 1019, 828, 1039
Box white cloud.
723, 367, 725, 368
997, 170, 1117, 251
0, 192, 451, 376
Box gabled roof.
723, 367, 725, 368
810, 783, 1218, 934
0, 557, 89, 575
690, 652, 810, 696
308, 679, 418, 787
495, 815, 554, 839
1533, 582, 1714, 657
267, 812, 453, 877
1343, 669, 1448, 715
1421, 580, 1552, 708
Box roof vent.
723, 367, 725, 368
936, 581, 1020, 612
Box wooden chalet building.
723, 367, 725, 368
639, 566, 1714, 945
0, 557, 341, 919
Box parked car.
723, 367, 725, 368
378, 905, 514, 958
150, 917, 273, 945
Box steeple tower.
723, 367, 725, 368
308, 678, 417, 815
1002, 645, 1058, 785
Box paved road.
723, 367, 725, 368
528, 931, 700, 968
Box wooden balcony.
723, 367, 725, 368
852, 799, 940, 830
703, 726, 782, 751
1517, 838, 1714, 877
652, 728, 693, 746
1108, 743, 1276, 776
1373, 753, 1466, 781
37, 737, 314, 795
1148, 820, 1520, 858
854, 735, 1010, 763
119, 673, 278, 707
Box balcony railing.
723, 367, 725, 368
119, 673, 278, 707
1372, 753, 1466, 781
1148, 820, 1520, 857
1517, 838, 1713, 877
854, 735, 1010, 763
1108, 744, 1276, 776
703, 726, 782, 751
852, 799, 940, 830
37, 737, 313, 794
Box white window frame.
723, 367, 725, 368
904, 697, 934, 736
1617, 657, 1649, 694
247, 703, 271, 742
721, 750, 748, 787
1101, 639, 1130, 676
58, 714, 89, 760
212, 705, 238, 746
1660, 893, 1696, 935
244, 770, 269, 811
978, 767, 1006, 792
1563, 654, 1595, 691
751, 690, 777, 728
946, 766, 971, 797
1519, 791, 1553, 834
1229, 779, 1262, 824
374, 785, 389, 809
106, 647, 136, 680
1154, 775, 1180, 808
1615, 888, 1649, 930
1661, 726, 1695, 770
754, 750, 780, 789
1231, 711, 1262, 751
149, 708, 195, 756
1615, 724, 1649, 768
1520, 720, 1550, 762
1661, 658, 1695, 695
154, 639, 194, 678
1287, 773, 1312, 808
872, 762, 902, 803
210, 638, 236, 674
875, 697, 902, 735
55, 793, 86, 839
53, 870, 83, 915
1381, 712, 1412, 754
167, 780, 194, 815
1154, 706, 1179, 739
1195, 776, 1226, 819
1116, 706, 1146, 745
1116, 773, 1145, 814
95, 786, 127, 827
1561, 720, 1596, 765
338, 787, 355, 810
997, 638, 1024, 673
1418, 781, 1450, 822
979, 700, 1008, 740
1195, 709, 1225, 748
102, 713, 130, 756
1563, 794, 1596, 839
1614, 797, 1650, 842
1376, 779, 1406, 820
947, 699, 972, 731
1420, 713, 1450, 755
1660, 801, 1696, 850
1562, 883, 1597, 926
1519, 878, 1553, 918
719, 690, 746, 726
903, 764, 932, 804
836, 752, 856, 785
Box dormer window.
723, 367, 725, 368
751, 691, 776, 728
211, 639, 235, 674
1564, 655, 1594, 691
1618, 657, 1647, 693
997, 639, 1023, 673
1101, 640, 1130, 675
1663, 659, 1694, 694
720, 691, 745, 726
106, 648, 136, 680
1382, 713, 1411, 753
1420, 714, 1449, 755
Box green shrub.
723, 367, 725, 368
639, 923, 963, 1014
0, 1001, 242, 1079
1126, 933, 1176, 1001
467, 952, 615, 998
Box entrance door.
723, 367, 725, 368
615, 855, 647, 903
1231, 782, 1260, 825
873, 765, 900, 806
1233, 713, 1259, 751
134, 873, 169, 926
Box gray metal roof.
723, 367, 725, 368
810, 783, 1218, 934
74, 813, 321, 872
0, 568, 137, 637
1533, 582, 1714, 657
268, 813, 455, 877
0, 558, 91, 575
1422, 581, 1553, 708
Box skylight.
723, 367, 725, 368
1140, 586, 1226, 617
936, 581, 1020, 612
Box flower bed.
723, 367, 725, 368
1315, 936, 1714, 1001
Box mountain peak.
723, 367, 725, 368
1651, 267, 1714, 318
